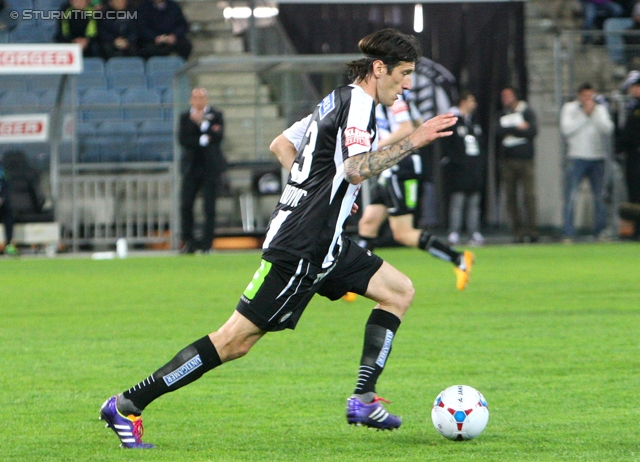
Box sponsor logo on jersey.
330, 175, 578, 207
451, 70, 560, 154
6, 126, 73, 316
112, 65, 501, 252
375, 330, 394, 367
279, 184, 308, 208
319, 91, 335, 120
163, 355, 203, 386
344, 127, 372, 149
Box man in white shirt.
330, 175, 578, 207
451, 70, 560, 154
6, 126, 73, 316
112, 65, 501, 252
560, 82, 614, 240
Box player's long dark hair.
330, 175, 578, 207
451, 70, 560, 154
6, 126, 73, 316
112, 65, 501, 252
347, 28, 421, 83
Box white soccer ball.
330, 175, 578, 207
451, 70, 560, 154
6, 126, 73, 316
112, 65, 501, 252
431, 385, 489, 441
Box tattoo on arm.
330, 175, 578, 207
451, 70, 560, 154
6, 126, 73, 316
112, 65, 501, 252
344, 137, 416, 183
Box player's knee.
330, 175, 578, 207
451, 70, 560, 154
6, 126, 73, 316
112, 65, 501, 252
394, 275, 415, 311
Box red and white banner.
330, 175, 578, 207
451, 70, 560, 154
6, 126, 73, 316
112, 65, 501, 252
0, 44, 82, 74
0, 114, 50, 143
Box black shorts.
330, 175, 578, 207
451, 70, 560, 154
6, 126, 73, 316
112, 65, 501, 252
382, 175, 419, 217
235, 237, 383, 331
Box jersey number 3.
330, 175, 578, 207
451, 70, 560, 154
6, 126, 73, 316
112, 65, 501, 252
290, 120, 318, 184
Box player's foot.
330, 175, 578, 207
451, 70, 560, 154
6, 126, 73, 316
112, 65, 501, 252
342, 292, 357, 302
5, 244, 19, 256
99, 396, 155, 449
346, 395, 401, 430
454, 250, 475, 291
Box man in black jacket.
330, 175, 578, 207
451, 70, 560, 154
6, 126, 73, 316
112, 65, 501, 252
178, 87, 225, 253
137, 0, 192, 60
0, 165, 18, 256
619, 72, 640, 238
496, 86, 539, 243
98, 0, 138, 59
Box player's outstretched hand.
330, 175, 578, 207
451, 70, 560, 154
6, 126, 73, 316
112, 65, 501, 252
410, 113, 457, 149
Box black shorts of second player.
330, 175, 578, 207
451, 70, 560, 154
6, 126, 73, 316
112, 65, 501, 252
381, 175, 420, 217
235, 237, 383, 332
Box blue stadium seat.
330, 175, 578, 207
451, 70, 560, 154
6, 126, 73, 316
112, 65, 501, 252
145, 56, 185, 74
121, 88, 163, 120
76, 122, 98, 136
27, 74, 62, 94
147, 71, 174, 92
33, 0, 66, 10
83, 57, 106, 75
76, 72, 108, 92
160, 87, 173, 104
0, 90, 40, 112
107, 71, 147, 92
9, 26, 48, 43
7, 0, 34, 12
0, 76, 28, 92
39, 89, 72, 109
97, 120, 137, 136
138, 120, 173, 136
137, 136, 174, 161
36, 23, 57, 42
80, 88, 122, 121
163, 106, 174, 121
79, 138, 103, 163
96, 122, 137, 163
101, 136, 131, 162
105, 56, 145, 75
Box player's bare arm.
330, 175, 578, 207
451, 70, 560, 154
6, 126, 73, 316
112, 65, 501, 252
269, 134, 297, 170
344, 113, 457, 184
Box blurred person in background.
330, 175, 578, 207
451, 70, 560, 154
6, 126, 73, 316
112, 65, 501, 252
496, 86, 539, 243
440, 91, 486, 247
137, 0, 192, 60
356, 96, 474, 291
618, 71, 640, 238
56, 0, 101, 57
178, 87, 225, 254
560, 82, 615, 241
99, 0, 138, 59
0, 165, 18, 256
581, 0, 625, 45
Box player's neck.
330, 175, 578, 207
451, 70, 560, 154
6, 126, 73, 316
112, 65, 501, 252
354, 77, 379, 105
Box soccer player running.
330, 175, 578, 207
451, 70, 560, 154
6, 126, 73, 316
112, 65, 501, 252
99, 28, 457, 448
355, 96, 474, 290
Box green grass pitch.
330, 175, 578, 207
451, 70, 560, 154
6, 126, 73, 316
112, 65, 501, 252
1, 242, 639, 461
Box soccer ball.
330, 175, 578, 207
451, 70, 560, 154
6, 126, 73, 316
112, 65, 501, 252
431, 385, 489, 441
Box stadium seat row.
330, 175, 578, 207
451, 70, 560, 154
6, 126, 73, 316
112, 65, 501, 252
0, 88, 174, 122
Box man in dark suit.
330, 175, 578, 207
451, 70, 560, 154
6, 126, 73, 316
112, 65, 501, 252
178, 87, 225, 253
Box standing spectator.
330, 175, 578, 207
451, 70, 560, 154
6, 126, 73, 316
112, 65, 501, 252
0, 165, 18, 256
137, 0, 192, 60
581, 0, 625, 44
496, 87, 539, 243
560, 83, 615, 241
178, 87, 225, 254
98, 0, 138, 59
441, 91, 486, 246
618, 71, 640, 237
55, 0, 101, 57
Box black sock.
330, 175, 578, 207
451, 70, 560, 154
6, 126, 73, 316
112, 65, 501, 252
121, 336, 222, 413
354, 309, 401, 397
418, 230, 461, 265
356, 235, 375, 251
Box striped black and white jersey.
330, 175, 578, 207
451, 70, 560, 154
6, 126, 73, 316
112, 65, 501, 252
263, 84, 377, 269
